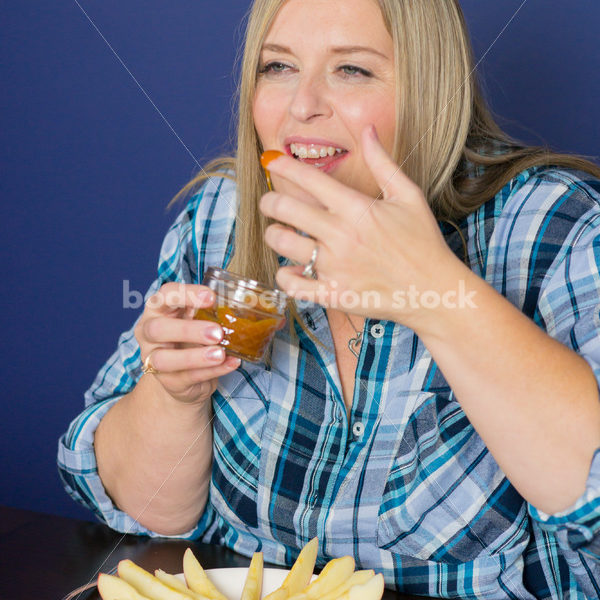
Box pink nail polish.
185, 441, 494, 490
206, 346, 225, 362
206, 326, 223, 343
197, 289, 213, 305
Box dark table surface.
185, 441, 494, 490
0, 505, 429, 600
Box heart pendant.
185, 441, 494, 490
348, 332, 362, 358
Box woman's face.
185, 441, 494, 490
253, 0, 396, 199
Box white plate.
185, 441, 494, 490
177, 567, 291, 599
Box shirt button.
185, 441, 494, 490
370, 323, 385, 338
352, 421, 365, 438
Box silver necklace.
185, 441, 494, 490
345, 313, 363, 358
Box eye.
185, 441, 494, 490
258, 61, 291, 75
339, 65, 372, 78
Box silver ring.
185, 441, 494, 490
302, 244, 319, 279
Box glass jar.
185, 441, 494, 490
195, 267, 288, 363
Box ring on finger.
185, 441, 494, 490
302, 243, 319, 279
142, 350, 160, 375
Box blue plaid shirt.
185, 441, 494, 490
58, 167, 600, 599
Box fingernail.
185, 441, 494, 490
206, 346, 225, 362
228, 357, 242, 368
205, 326, 223, 343
197, 289, 213, 304
260, 150, 285, 169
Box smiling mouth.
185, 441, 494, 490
286, 144, 349, 169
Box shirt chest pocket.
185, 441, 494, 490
376, 396, 530, 565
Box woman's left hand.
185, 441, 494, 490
259, 124, 461, 328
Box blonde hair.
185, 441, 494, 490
171, 0, 600, 342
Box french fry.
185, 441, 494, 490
241, 552, 264, 600
264, 537, 319, 600
154, 569, 212, 600
154, 570, 190, 594
183, 548, 229, 600
335, 573, 385, 600
98, 573, 150, 600
102, 538, 383, 600
301, 556, 355, 598
316, 570, 375, 600
351, 573, 385, 600
262, 589, 288, 600
118, 559, 192, 600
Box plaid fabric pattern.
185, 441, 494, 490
58, 167, 600, 598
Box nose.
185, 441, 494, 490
288, 72, 333, 122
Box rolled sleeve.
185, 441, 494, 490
57, 396, 209, 539
528, 449, 600, 560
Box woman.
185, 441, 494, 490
58, 0, 600, 598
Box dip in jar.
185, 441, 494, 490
195, 267, 288, 363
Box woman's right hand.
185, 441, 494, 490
134, 282, 240, 405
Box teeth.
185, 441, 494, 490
290, 142, 345, 159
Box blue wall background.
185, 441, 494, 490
2, 1, 599, 522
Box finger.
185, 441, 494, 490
142, 316, 224, 346
158, 355, 242, 392
275, 264, 328, 303
262, 150, 324, 209
150, 345, 228, 373
260, 192, 335, 239
262, 153, 368, 218
145, 283, 215, 316
362, 124, 419, 200
265, 224, 324, 266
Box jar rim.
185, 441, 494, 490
204, 266, 288, 300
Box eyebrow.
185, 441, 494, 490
261, 43, 389, 60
